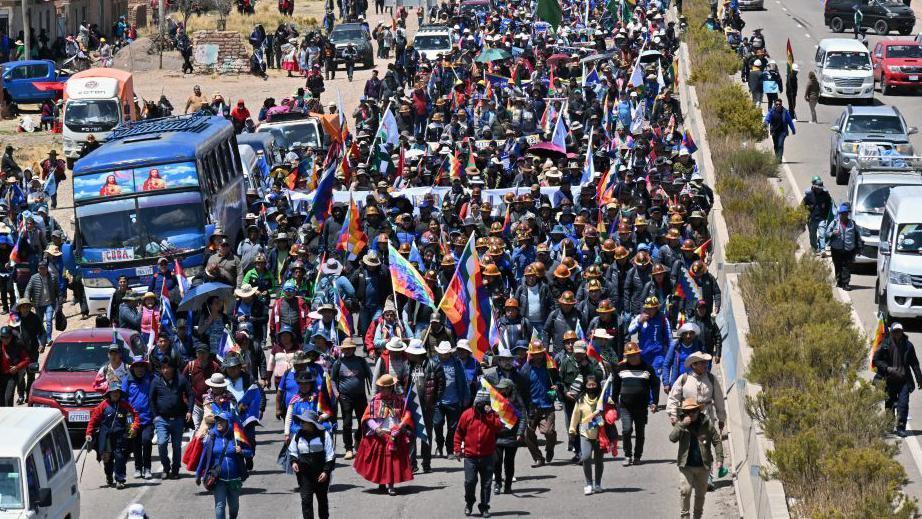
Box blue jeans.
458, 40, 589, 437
885, 382, 912, 431
213, 479, 241, 519
38, 305, 54, 347
154, 416, 185, 474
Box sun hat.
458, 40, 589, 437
205, 373, 229, 388
435, 341, 454, 354
684, 351, 713, 368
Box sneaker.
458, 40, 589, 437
106, 476, 114, 487
623, 458, 633, 467
143, 469, 153, 480
632, 457, 642, 466
503, 485, 512, 494
436, 447, 444, 458
531, 459, 545, 468
133, 469, 142, 479
464, 505, 473, 516
344, 450, 354, 460
570, 454, 580, 463
116, 481, 126, 489
593, 484, 603, 493
897, 429, 909, 438
160, 471, 169, 480
480, 509, 491, 518
544, 452, 553, 463
584, 485, 593, 496
494, 483, 502, 494
387, 486, 396, 496
423, 467, 432, 474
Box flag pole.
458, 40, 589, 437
365, 99, 393, 168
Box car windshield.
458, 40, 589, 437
76, 192, 206, 262
887, 45, 922, 59
44, 342, 111, 372
826, 51, 871, 70
0, 458, 23, 509
844, 115, 905, 134
331, 29, 364, 42
856, 183, 893, 214
414, 35, 451, 49
64, 99, 120, 133
896, 224, 922, 253
260, 123, 320, 149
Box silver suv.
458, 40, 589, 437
829, 105, 917, 185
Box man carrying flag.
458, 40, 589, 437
872, 322, 922, 438
481, 375, 526, 495
439, 235, 492, 361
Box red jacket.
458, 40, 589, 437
0, 341, 29, 375
85, 398, 140, 437
269, 296, 311, 340
454, 407, 503, 458
183, 359, 222, 404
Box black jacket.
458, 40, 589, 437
873, 335, 922, 388
148, 373, 194, 419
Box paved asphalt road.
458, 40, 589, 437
76, 382, 736, 518
73, 9, 736, 518
739, 0, 922, 501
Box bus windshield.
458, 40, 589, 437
76, 191, 207, 263
64, 99, 120, 133
0, 458, 24, 510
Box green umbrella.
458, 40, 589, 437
475, 48, 512, 63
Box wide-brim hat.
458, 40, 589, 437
678, 322, 700, 336
45, 245, 62, 257
435, 341, 454, 354
321, 258, 343, 275
363, 252, 381, 267
14, 297, 32, 310
234, 284, 258, 298
456, 339, 472, 353
592, 328, 614, 340
205, 373, 229, 388
295, 409, 324, 428
680, 398, 703, 411
557, 292, 576, 305
684, 351, 712, 368
376, 374, 397, 387
406, 340, 427, 356
622, 342, 641, 357
385, 338, 406, 352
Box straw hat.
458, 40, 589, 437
205, 373, 229, 388
234, 283, 258, 298
685, 351, 712, 368
385, 337, 406, 352
376, 374, 397, 387
680, 398, 702, 411
435, 341, 454, 354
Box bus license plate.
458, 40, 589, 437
135, 266, 152, 277
68, 410, 90, 422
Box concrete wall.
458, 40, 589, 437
676, 40, 791, 519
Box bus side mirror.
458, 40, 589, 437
36, 488, 52, 508
879, 241, 891, 256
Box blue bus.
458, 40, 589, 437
67, 114, 246, 315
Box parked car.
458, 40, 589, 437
825, 0, 916, 36
0, 60, 69, 106
847, 169, 922, 262
330, 23, 374, 68
737, 0, 764, 10
872, 39, 922, 94
814, 38, 875, 103
828, 105, 916, 184
28, 328, 139, 432
876, 186, 922, 320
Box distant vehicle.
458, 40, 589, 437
460, 0, 492, 20
876, 186, 922, 320
413, 25, 454, 62
70, 115, 245, 315
737, 0, 764, 10
0, 60, 69, 105
871, 40, 922, 94
255, 112, 327, 153
0, 407, 81, 518
829, 105, 917, 184
330, 23, 374, 68
62, 68, 138, 169
815, 38, 875, 103
847, 166, 922, 262
825, 0, 915, 36
28, 328, 139, 432
237, 132, 283, 168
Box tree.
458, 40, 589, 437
210, 0, 234, 30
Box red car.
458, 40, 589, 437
28, 328, 140, 431
872, 40, 922, 94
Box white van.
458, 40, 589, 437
815, 38, 875, 101
0, 408, 80, 519
847, 167, 922, 263
876, 186, 922, 320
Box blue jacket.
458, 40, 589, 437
662, 338, 704, 387
519, 362, 555, 410
438, 355, 471, 406
764, 107, 796, 136
628, 313, 672, 376
196, 428, 254, 481
122, 372, 154, 425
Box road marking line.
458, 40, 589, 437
113, 483, 153, 519
904, 420, 922, 484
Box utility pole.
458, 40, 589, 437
21, 0, 30, 59
158, 0, 165, 69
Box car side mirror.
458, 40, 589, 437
36, 487, 52, 508
830, 126, 841, 133
880, 241, 891, 255
909, 127, 918, 135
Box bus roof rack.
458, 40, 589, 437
108, 113, 215, 141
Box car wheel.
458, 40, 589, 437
66, 157, 76, 170
882, 78, 891, 95
899, 27, 913, 36
875, 279, 880, 304
874, 20, 889, 35
878, 288, 890, 324
836, 162, 849, 185
830, 154, 839, 177
830, 17, 845, 32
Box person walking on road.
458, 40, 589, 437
748, 59, 763, 105
288, 409, 335, 519
613, 342, 659, 466
123, 356, 155, 480
149, 358, 194, 480
195, 412, 254, 519
802, 176, 833, 254
827, 203, 860, 290
669, 399, 724, 519
85, 383, 140, 489
873, 322, 922, 437
764, 99, 796, 162
568, 374, 605, 496
455, 387, 503, 518
786, 63, 799, 120
520, 340, 559, 467
804, 71, 820, 123
853, 5, 864, 39
330, 338, 373, 461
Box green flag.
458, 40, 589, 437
536, 0, 562, 28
